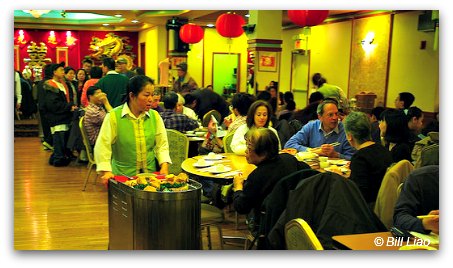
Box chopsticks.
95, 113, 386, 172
417, 215, 438, 219
214, 170, 242, 178
311, 142, 341, 150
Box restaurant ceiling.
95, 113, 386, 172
14, 10, 372, 31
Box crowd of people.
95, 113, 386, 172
15, 62, 439, 248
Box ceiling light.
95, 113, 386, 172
131, 19, 139, 23
103, 23, 110, 26
23, 10, 51, 18
206, 23, 214, 28
114, 14, 122, 17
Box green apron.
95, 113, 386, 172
111, 105, 157, 176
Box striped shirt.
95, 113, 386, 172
84, 103, 107, 145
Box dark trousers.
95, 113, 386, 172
39, 109, 53, 145
49, 130, 69, 166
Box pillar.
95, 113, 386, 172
246, 10, 283, 95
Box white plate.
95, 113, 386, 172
327, 159, 349, 166
210, 166, 232, 174
193, 162, 213, 168
204, 154, 224, 161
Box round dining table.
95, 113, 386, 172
184, 129, 207, 158
181, 151, 350, 185
181, 153, 256, 184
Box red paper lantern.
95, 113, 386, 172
287, 10, 329, 27
215, 12, 245, 38
179, 23, 204, 44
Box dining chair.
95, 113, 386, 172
285, 218, 324, 250
374, 159, 414, 229
201, 203, 225, 250
222, 131, 235, 153
221, 130, 238, 228
202, 109, 221, 127
166, 129, 189, 175
415, 143, 439, 169
79, 116, 98, 191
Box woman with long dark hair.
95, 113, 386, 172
230, 100, 281, 155
75, 68, 88, 106
379, 108, 412, 163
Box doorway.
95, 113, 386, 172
290, 50, 310, 109
212, 53, 240, 98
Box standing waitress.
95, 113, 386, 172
95, 75, 171, 184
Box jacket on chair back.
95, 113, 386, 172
268, 172, 387, 249
259, 169, 320, 249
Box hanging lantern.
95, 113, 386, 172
287, 10, 329, 27
215, 12, 245, 38
179, 23, 204, 44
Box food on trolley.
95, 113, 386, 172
123, 173, 190, 192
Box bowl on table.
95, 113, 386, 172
204, 152, 224, 160
210, 164, 231, 174
193, 158, 212, 168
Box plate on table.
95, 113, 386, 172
195, 131, 207, 137
324, 166, 349, 174
327, 159, 349, 166
210, 166, 232, 174
295, 152, 318, 161
193, 162, 213, 168
204, 154, 225, 161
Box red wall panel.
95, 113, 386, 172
14, 29, 138, 74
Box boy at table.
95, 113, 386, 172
284, 99, 355, 160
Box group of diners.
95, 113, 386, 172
35, 58, 438, 250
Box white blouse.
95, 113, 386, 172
230, 124, 281, 155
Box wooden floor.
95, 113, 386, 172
14, 137, 249, 250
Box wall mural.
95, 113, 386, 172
89, 33, 124, 59
87, 33, 135, 70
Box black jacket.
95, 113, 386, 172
233, 154, 309, 231
267, 172, 387, 249
41, 80, 74, 127
393, 165, 439, 234
259, 168, 320, 249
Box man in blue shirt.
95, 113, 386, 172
284, 99, 355, 160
